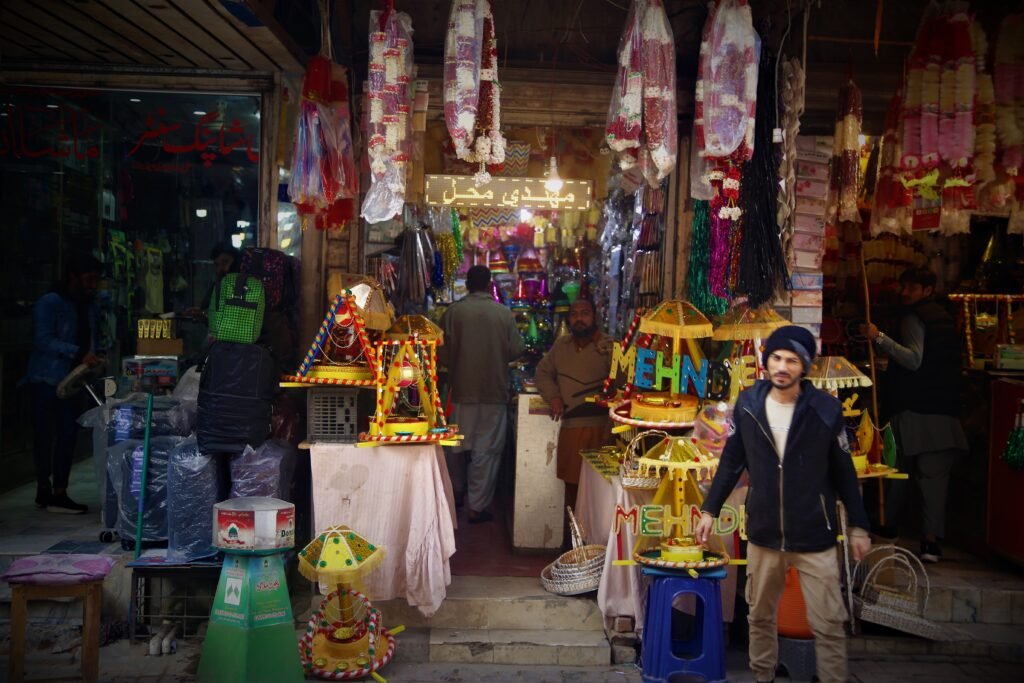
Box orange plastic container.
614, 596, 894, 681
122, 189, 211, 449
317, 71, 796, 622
776, 567, 814, 639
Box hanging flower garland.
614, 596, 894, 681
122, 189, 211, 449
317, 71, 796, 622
938, 11, 975, 174
605, 0, 677, 185
827, 79, 863, 224
361, 8, 415, 224
972, 22, 996, 186
995, 13, 1024, 176
703, 0, 758, 164
640, 0, 677, 181
871, 90, 912, 235
442, 0, 505, 184
606, 1, 643, 155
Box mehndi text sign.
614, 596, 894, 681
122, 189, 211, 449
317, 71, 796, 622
424, 174, 593, 210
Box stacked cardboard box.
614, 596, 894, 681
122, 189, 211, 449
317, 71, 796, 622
775, 136, 832, 340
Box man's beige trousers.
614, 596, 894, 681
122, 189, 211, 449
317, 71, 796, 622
746, 543, 848, 683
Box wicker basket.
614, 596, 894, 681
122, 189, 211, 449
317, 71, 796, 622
620, 430, 667, 490
852, 545, 967, 642
539, 507, 606, 596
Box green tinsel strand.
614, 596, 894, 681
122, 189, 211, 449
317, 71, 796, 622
687, 200, 728, 317
451, 208, 464, 264
1002, 424, 1024, 471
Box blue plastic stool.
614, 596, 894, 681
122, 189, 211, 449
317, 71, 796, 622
640, 567, 727, 683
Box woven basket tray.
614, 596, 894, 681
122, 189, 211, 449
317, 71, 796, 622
539, 507, 606, 596
620, 430, 668, 490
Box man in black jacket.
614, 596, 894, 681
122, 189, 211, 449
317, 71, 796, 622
696, 325, 871, 683
862, 267, 966, 562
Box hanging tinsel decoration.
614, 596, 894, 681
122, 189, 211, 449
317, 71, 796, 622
737, 50, 790, 307
451, 208, 464, 264
708, 197, 733, 298
435, 233, 460, 290
1002, 400, 1024, 471
686, 200, 728, 317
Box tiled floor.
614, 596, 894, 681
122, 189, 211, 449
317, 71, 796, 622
448, 499, 560, 578
0, 458, 111, 559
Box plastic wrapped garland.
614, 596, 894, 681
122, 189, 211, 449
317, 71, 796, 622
828, 79, 863, 224
362, 9, 415, 224
703, 0, 759, 162
443, 0, 505, 171
995, 13, 1024, 175
737, 51, 789, 308
289, 56, 349, 213
973, 17, 997, 186
606, 1, 644, 154
938, 11, 975, 173
692, 0, 715, 170
640, 0, 677, 181
872, 91, 912, 235
470, 4, 506, 172
606, 0, 677, 184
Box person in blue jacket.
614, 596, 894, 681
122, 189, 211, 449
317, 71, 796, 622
27, 255, 105, 514
695, 325, 871, 683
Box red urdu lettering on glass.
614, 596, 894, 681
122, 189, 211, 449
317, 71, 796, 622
128, 107, 182, 156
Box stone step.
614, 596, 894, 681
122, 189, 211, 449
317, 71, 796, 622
357, 576, 606, 632
429, 627, 611, 665
921, 582, 1024, 625
849, 622, 1024, 663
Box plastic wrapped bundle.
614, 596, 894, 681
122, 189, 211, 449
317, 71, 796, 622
362, 9, 415, 224
872, 91, 912, 235
106, 395, 194, 445
443, 0, 486, 162
703, 0, 759, 162
973, 22, 996, 186
995, 13, 1024, 175
605, 1, 643, 154
288, 57, 346, 212
827, 79, 863, 224
640, 0, 677, 181
938, 12, 975, 171
109, 436, 187, 545
167, 438, 219, 563
230, 439, 297, 501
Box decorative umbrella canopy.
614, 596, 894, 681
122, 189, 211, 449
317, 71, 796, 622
298, 525, 384, 584
384, 315, 444, 342
347, 278, 395, 331
638, 300, 714, 339
712, 303, 789, 340
806, 356, 873, 390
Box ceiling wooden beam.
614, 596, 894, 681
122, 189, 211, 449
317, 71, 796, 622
99, 0, 222, 69
5, 3, 131, 64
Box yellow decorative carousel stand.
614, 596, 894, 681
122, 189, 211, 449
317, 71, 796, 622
360, 315, 461, 446
297, 526, 403, 681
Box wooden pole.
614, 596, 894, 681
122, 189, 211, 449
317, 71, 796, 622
859, 241, 885, 525
858, 244, 880, 422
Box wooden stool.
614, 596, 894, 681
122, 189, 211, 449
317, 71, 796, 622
8, 580, 103, 683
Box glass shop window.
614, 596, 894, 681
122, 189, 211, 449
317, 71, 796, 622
0, 86, 262, 356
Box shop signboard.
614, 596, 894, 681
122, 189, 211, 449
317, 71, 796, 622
425, 174, 593, 210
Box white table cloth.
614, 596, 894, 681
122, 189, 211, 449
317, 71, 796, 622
310, 443, 457, 617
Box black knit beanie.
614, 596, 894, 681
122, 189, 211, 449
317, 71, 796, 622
762, 325, 817, 374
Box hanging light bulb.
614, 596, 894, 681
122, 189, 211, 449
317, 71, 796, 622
544, 156, 563, 193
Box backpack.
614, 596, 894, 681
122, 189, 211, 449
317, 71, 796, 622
208, 274, 265, 344
196, 341, 275, 455
240, 248, 297, 311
